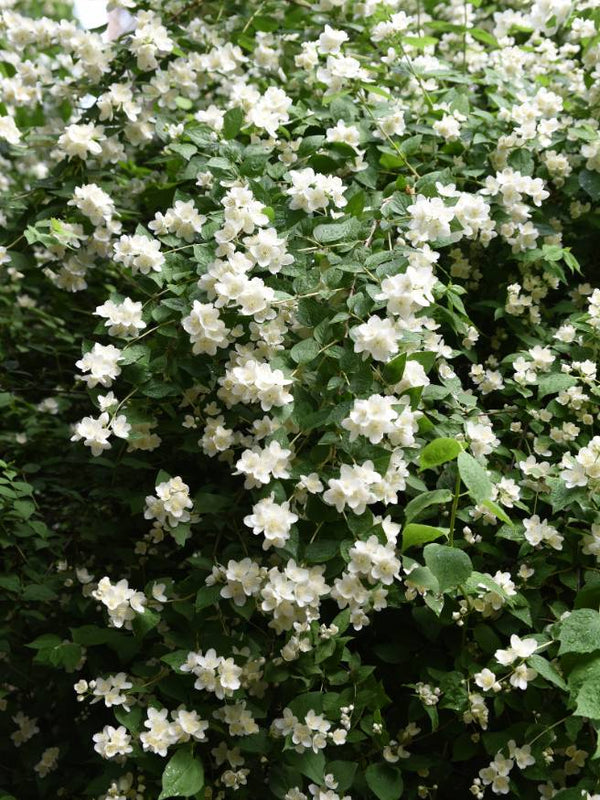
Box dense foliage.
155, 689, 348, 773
2, 0, 600, 798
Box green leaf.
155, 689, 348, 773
423, 544, 473, 592
22, 583, 56, 601
562, 249, 581, 274
507, 148, 534, 176
168, 143, 197, 161
547, 477, 576, 512
403, 565, 439, 593
579, 169, 600, 201
0, 574, 20, 592
171, 523, 191, 546
270, 765, 303, 800
142, 381, 179, 399
70, 625, 117, 646
480, 499, 512, 526
528, 655, 567, 691
553, 790, 592, 800
195, 584, 222, 610
26, 633, 62, 650
326, 761, 357, 793
567, 653, 600, 718
409, 351, 437, 374
284, 749, 325, 783
291, 339, 320, 364
404, 489, 453, 522
132, 608, 160, 639
402, 523, 448, 552
158, 747, 204, 800
463, 572, 516, 607
402, 35, 438, 49
313, 217, 362, 244
114, 706, 143, 733
120, 344, 151, 366
457, 451, 492, 504
470, 27, 499, 47
222, 106, 244, 140
57, 642, 83, 671
365, 763, 404, 800
383, 352, 407, 383
346, 191, 365, 217
13, 499, 35, 519
537, 373, 578, 399
558, 609, 600, 655
420, 438, 462, 470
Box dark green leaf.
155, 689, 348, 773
222, 106, 244, 140
420, 438, 462, 470
424, 544, 473, 592
558, 609, 600, 655
158, 747, 204, 800
457, 451, 492, 504
402, 523, 448, 552
365, 763, 404, 800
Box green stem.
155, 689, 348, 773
449, 469, 461, 546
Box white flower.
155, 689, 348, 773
111, 414, 131, 439
219, 359, 293, 411
92, 577, 147, 629
182, 649, 243, 699
171, 708, 209, 742
234, 441, 293, 489
350, 316, 399, 362
246, 87, 292, 136
95, 297, 145, 338
10, 712, 39, 747
433, 113, 462, 141
76, 343, 123, 388
34, 746, 60, 777
71, 412, 112, 456
58, 123, 106, 160
349, 535, 400, 585
243, 495, 298, 550
243, 227, 294, 274
195, 105, 225, 131
286, 168, 347, 213
326, 120, 361, 149
342, 395, 399, 444
0, 115, 21, 144
508, 740, 536, 768
145, 476, 193, 528
92, 725, 132, 759
376, 264, 437, 319
130, 14, 174, 71
465, 419, 500, 458
474, 668, 501, 692
69, 184, 115, 225
407, 195, 455, 245
139, 707, 178, 756
149, 200, 206, 242
494, 634, 538, 666
323, 460, 383, 515
523, 515, 563, 550
509, 663, 538, 690
317, 25, 349, 54
182, 301, 230, 355
113, 234, 164, 275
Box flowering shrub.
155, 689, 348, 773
2, 0, 600, 799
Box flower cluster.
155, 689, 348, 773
92, 577, 147, 630
2, 0, 600, 797
144, 475, 193, 529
